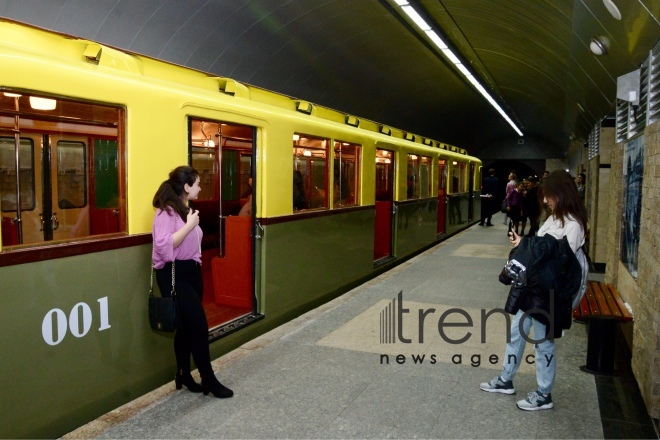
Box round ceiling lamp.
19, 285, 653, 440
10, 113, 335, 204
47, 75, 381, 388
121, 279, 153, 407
590, 36, 609, 55
603, 0, 622, 20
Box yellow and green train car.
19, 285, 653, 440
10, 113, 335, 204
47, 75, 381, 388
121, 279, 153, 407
0, 20, 482, 438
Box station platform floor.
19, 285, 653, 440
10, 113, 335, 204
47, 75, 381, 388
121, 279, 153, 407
66, 213, 659, 439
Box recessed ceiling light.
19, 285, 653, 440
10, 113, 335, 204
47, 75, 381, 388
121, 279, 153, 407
603, 0, 622, 20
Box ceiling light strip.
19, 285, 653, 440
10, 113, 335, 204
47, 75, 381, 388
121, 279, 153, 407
394, 1, 523, 137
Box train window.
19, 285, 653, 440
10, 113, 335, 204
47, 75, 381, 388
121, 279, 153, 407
438, 159, 447, 193
0, 92, 124, 248
406, 154, 431, 199
191, 146, 218, 201
293, 134, 328, 211
375, 150, 393, 201
57, 141, 87, 209
239, 154, 252, 198
453, 161, 467, 192
333, 141, 360, 207
420, 156, 431, 198
0, 137, 35, 212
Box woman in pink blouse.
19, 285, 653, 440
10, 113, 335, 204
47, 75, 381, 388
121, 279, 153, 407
152, 166, 233, 399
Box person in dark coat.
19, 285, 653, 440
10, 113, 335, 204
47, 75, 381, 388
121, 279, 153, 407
479, 168, 499, 226
525, 176, 541, 236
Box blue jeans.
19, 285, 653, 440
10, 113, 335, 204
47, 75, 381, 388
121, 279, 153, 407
500, 309, 556, 395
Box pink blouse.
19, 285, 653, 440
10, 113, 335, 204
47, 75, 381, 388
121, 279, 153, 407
152, 207, 202, 269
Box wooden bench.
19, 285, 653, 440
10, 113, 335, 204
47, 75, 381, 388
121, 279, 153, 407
572, 281, 633, 375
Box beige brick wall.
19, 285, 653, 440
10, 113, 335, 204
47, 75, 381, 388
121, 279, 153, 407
587, 127, 614, 263
605, 121, 660, 419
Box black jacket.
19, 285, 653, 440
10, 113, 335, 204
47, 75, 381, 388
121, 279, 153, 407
483, 175, 499, 196
499, 234, 582, 338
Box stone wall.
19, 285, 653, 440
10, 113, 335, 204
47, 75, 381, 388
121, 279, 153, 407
605, 121, 660, 419
586, 127, 614, 264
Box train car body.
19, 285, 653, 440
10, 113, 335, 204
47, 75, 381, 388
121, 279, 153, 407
0, 20, 481, 438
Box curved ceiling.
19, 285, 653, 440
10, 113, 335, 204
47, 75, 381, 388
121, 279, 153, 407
1, 0, 658, 159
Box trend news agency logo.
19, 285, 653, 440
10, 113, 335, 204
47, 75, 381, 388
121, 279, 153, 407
379, 291, 555, 368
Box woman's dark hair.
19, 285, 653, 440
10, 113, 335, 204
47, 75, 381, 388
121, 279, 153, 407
539, 170, 588, 231
153, 166, 199, 221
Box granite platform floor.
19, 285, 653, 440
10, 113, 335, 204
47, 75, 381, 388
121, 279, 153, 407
67, 213, 659, 439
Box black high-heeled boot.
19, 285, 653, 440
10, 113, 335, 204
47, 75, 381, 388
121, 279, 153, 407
175, 371, 203, 393
201, 377, 233, 398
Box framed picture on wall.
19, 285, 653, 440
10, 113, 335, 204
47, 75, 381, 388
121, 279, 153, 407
621, 135, 644, 279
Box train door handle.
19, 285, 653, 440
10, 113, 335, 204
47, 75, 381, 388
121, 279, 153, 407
255, 220, 264, 239
39, 212, 44, 231
51, 212, 59, 230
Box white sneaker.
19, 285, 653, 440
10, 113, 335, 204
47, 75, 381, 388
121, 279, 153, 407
516, 390, 554, 411
479, 376, 515, 394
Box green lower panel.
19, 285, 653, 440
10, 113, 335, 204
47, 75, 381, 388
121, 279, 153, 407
473, 190, 482, 222
395, 199, 438, 257
0, 246, 175, 438
445, 193, 471, 235
259, 209, 374, 318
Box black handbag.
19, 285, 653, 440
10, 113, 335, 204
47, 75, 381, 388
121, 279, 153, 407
148, 260, 177, 332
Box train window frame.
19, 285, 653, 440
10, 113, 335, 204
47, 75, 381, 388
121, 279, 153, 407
0, 136, 35, 212
420, 155, 431, 198
0, 91, 126, 251
332, 140, 360, 208
375, 149, 394, 202
293, 133, 329, 212
406, 153, 431, 199
56, 140, 87, 209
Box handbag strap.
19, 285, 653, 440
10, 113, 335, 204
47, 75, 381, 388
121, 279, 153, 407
149, 241, 176, 298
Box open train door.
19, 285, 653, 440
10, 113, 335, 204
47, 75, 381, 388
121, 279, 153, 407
437, 159, 447, 234
374, 148, 394, 262
189, 118, 261, 336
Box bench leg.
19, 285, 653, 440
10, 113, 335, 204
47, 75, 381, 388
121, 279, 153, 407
580, 319, 617, 376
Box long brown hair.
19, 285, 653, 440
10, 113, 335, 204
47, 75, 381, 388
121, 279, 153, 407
539, 170, 588, 231
152, 166, 199, 221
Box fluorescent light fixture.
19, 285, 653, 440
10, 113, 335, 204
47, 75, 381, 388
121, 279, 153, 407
425, 30, 448, 50
441, 48, 460, 64
455, 63, 471, 76
392, 0, 522, 137
3, 92, 22, 98
401, 5, 431, 30
29, 97, 56, 110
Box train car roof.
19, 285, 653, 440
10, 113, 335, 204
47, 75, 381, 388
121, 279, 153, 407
0, 18, 479, 163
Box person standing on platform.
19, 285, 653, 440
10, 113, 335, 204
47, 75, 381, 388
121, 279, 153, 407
503, 172, 517, 224
525, 176, 541, 237
479, 168, 499, 226
576, 173, 586, 205
152, 166, 234, 399
506, 181, 523, 235
480, 170, 588, 411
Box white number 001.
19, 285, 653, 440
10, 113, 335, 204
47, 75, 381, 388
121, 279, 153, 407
42, 297, 111, 346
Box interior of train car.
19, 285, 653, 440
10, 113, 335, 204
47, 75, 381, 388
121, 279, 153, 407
0, 92, 125, 248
